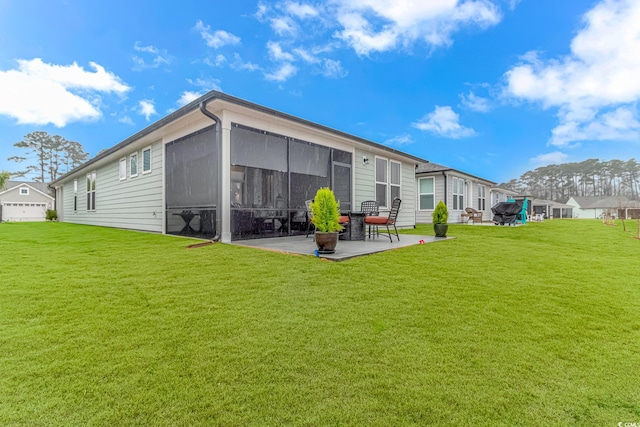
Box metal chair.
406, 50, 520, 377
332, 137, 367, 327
360, 200, 380, 238
364, 198, 401, 242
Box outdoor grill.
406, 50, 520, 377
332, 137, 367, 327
491, 201, 523, 225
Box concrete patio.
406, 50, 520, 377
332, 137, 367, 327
231, 233, 454, 261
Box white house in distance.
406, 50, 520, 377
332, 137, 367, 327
415, 162, 497, 223
0, 181, 55, 222
50, 91, 427, 243
566, 196, 640, 219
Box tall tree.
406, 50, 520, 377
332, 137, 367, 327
0, 171, 10, 190
8, 131, 89, 182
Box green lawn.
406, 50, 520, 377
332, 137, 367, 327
1, 220, 639, 426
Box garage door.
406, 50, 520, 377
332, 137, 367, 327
1, 202, 47, 221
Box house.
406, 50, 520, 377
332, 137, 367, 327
415, 162, 496, 223
50, 91, 427, 243
566, 196, 640, 219
0, 181, 55, 222
529, 198, 573, 219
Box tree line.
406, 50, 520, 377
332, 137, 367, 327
6, 131, 89, 183
499, 158, 640, 202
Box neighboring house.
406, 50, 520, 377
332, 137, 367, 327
490, 186, 519, 207
0, 181, 55, 222
50, 91, 426, 243
415, 162, 496, 223
529, 198, 573, 219
566, 196, 637, 219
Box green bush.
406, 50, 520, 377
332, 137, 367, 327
310, 187, 343, 233
432, 201, 449, 224
46, 209, 58, 221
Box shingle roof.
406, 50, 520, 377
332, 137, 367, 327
4, 181, 53, 196
570, 196, 634, 208
415, 162, 496, 184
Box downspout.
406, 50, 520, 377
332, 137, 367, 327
442, 171, 447, 207
199, 100, 223, 240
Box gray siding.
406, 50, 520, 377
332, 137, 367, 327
62, 141, 163, 232
0, 186, 53, 206
354, 149, 415, 228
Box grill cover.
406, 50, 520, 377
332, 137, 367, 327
491, 201, 522, 225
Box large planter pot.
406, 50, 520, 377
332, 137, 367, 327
433, 223, 448, 238
315, 231, 339, 254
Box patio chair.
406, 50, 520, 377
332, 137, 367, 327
305, 199, 314, 238
364, 198, 401, 242
361, 200, 380, 238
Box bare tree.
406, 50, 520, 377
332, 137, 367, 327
8, 131, 89, 182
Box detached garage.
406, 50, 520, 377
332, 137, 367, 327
0, 182, 55, 222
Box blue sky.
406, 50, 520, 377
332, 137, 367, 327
1, 0, 639, 183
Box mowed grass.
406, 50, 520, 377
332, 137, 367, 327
1, 220, 639, 426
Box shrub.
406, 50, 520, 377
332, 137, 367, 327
432, 201, 449, 224
46, 209, 58, 221
310, 187, 343, 233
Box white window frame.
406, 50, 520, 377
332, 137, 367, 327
119, 158, 127, 181
452, 177, 464, 210
375, 156, 388, 208
390, 160, 401, 202
478, 184, 486, 211
86, 171, 96, 211
130, 152, 138, 178
418, 177, 435, 210
142, 146, 152, 174
19, 187, 29, 195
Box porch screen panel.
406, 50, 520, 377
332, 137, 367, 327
165, 126, 218, 208
290, 140, 330, 209
333, 164, 351, 211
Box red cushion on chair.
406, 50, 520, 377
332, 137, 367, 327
338, 215, 350, 224
365, 216, 392, 225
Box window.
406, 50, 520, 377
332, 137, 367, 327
375, 157, 388, 207
142, 147, 152, 173
452, 177, 464, 210
119, 158, 127, 180
130, 153, 138, 177
419, 177, 435, 210
478, 184, 486, 210
73, 179, 78, 211
86, 171, 96, 211
390, 161, 401, 201
19, 187, 29, 195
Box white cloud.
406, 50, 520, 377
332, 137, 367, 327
385, 133, 414, 146
138, 100, 157, 121
294, 48, 320, 63
177, 91, 203, 107
265, 63, 298, 81
504, 0, 640, 146
118, 115, 135, 125
134, 42, 159, 54
530, 151, 569, 166
271, 16, 297, 36
0, 58, 130, 127
267, 41, 295, 62
412, 105, 476, 138
460, 91, 491, 112
321, 59, 347, 78
334, 0, 502, 55
285, 2, 319, 19
195, 20, 241, 48
131, 42, 170, 71
187, 77, 221, 92
230, 53, 262, 71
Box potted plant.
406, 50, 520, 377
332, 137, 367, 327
310, 187, 343, 254
432, 200, 449, 237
